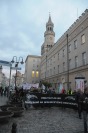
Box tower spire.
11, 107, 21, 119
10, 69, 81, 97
45, 14, 55, 37
41, 14, 55, 55
49, 12, 51, 20
47, 13, 53, 26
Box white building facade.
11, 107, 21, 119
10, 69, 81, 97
0, 66, 9, 88
25, 55, 41, 83
41, 9, 88, 91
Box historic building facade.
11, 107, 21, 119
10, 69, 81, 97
14, 71, 24, 87
25, 55, 41, 83
40, 9, 88, 91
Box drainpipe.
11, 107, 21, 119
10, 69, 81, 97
66, 34, 69, 90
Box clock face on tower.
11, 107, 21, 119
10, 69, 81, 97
50, 37, 52, 40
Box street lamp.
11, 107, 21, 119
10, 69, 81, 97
11, 56, 24, 88
11, 56, 24, 64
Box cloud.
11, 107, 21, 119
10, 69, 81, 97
0, 0, 88, 78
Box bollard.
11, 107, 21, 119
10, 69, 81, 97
11, 122, 17, 133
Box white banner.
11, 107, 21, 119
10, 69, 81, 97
22, 83, 39, 90
76, 79, 84, 92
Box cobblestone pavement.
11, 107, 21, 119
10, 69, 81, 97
0, 106, 86, 133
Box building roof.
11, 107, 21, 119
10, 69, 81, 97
25, 55, 41, 62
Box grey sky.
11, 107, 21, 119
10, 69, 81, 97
0, 0, 88, 77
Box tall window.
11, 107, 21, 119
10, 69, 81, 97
58, 65, 59, 74
81, 34, 85, 44
47, 70, 49, 76
36, 71, 39, 77
58, 53, 59, 60
68, 44, 71, 52
63, 62, 65, 71
45, 72, 46, 78
33, 64, 35, 68
46, 55, 47, 62
69, 59, 71, 69
82, 52, 86, 65
50, 58, 52, 65
75, 56, 78, 67
53, 55, 55, 63
32, 71, 35, 77
53, 67, 55, 75
63, 49, 65, 57
74, 40, 77, 49
50, 69, 52, 76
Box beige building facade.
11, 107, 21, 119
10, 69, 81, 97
0, 66, 9, 87
11, 71, 24, 87
25, 55, 41, 83
41, 9, 88, 91
16, 71, 24, 86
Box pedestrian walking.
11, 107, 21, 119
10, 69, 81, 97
11, 122, 17, 133
75, 89, 85, 119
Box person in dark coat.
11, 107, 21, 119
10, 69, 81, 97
75, 89, 85, 119
1, 86, 3, 96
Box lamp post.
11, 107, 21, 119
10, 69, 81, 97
9, 63, 12, 88
11, 56, 24, 88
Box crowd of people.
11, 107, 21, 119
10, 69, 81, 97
0, 84, 88, 119
0, 86, 9, 96
42, 86, 88, 119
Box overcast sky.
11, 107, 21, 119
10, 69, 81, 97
0, 0, 88, 77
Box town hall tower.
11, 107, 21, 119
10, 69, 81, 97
41, 15, 55, 55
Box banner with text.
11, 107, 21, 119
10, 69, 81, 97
76, 79, 84, 92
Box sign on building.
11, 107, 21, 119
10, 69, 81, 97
75, 77, 85, 92
0, 60, 11, 67
11, 67, 21, 70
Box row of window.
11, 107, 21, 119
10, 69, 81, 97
63, 54, 86, 71
47, 27, 53, 31
62, 52, 86, 71
46, 34, 85, 66
32, 71, 39, 78
69, 52, 86, 68
33, 59, 40, 62
33, 64, 39, 68
45, 52, 86, 77
68, 34, 85, 52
